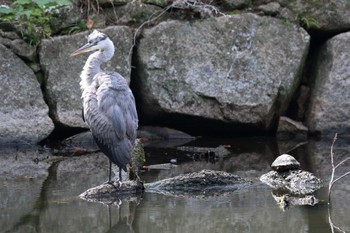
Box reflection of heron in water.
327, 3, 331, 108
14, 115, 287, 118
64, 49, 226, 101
106, 206, 134, 233
71, 30, 138, 184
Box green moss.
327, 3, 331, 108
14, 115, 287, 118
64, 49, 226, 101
297, 15, 320, 29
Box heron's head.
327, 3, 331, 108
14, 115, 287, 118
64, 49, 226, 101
70, 30, 111, 57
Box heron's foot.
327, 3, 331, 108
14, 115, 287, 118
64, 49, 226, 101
104, 180, 121, 189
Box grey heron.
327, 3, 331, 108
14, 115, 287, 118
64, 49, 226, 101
70, 30, 138, 184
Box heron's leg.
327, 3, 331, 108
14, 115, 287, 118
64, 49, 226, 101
117, 167, 123, 187
104, 161, 119, 189
108, 160, 112, 182
119, 167, 122, 181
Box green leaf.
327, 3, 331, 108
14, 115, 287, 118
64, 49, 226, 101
30, 8, 43, 17
57, 0, 72, 5
15, 0, 31, 5
33, 0, 51, 8
34, 0, 71, 8
0, 7, 14, 14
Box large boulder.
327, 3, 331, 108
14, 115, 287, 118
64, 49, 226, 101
136, 13, 309, 132
40, 26, 133, 128
0, 44, 54, 144
306, 32, 350, 136
277, 0, 350, 32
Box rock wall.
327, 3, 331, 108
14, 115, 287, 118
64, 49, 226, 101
1, 0, 350, 143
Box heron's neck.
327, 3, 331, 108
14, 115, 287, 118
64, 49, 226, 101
80, 41, 115, 91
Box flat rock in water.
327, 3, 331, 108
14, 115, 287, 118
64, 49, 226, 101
145, 169, 252, 195
79, 180, 144, 201
80, 169, 251, 202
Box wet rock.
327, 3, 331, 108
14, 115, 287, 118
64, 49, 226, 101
261, 153, 321, 199
136, 14, 309, 132
0, 44, 54, 144
80, 169, 251, 202
40, 26, 132, 128
145, 169, 251, 193
271, 154, 301, 171
306, 32, 350, 137
260, 169, 321, 195
276, 116, 308, 140
79, 180, 144, 200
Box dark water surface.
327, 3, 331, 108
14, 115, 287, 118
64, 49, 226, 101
1, 137, 349, 233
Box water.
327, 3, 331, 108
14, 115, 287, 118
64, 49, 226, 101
1, 137, 350, 233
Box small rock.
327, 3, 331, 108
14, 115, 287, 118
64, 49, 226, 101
271, 154, 301, 171
257, 2, 281, 16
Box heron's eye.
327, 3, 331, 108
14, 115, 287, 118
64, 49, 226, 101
88, 40, 98, 45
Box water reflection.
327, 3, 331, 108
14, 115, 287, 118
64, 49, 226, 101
0, 138, 350, 232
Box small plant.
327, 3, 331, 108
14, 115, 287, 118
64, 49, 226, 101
0, 0, 71, 44
296, 15, 320, 29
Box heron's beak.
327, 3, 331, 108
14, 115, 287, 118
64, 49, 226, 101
70, 43, 93, 57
